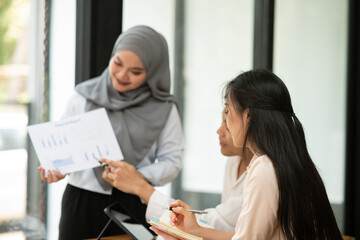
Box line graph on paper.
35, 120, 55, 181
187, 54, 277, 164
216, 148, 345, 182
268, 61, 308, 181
28, 108, 123, 174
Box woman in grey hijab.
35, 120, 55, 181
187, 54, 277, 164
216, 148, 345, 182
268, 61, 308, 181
38, 25, 184, 239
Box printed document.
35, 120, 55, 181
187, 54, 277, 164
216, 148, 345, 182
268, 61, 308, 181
28, 108, 123, 175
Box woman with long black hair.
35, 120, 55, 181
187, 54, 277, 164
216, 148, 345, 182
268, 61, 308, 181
151, 69, 342, 239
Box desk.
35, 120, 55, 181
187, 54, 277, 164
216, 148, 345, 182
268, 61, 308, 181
342, 236, 355, 240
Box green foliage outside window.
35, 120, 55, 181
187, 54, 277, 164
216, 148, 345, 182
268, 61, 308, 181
0, 0, 29, 103
0, 0, 27, 65
0, 0, 16, 65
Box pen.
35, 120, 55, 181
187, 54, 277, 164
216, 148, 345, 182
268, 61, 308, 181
96, 159, 109, 169
98, 161, 109, 168
169, 207, 208, 215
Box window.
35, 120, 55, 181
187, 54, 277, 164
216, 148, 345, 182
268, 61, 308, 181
273, 0, 348, 231
0, 0, 32, 238
122, 0, 254, 208
181, 0, 254, 195
46, 0, 76, 239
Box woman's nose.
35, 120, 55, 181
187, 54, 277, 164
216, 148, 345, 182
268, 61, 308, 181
217, 127, 223, 136
117, 70, 129, 81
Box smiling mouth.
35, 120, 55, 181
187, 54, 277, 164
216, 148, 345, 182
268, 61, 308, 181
116, 79, 130, 86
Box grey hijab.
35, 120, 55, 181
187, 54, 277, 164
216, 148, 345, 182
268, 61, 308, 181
76, 25, 176, 167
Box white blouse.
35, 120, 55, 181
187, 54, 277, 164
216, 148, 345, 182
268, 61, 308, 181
146, 156, 247, 231
232, 155, 284, 240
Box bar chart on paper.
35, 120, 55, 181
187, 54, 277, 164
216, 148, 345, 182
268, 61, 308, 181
28, 108, 123, 174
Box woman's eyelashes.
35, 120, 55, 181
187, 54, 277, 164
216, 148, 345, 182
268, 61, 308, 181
114, 60, 143, 76
114, 60, 122, 66
131, 71, 142, 76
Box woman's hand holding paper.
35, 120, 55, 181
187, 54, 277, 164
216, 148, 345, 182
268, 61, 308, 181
37, 166, 66, 184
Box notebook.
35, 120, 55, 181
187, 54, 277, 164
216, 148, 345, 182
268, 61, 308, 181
149, 210, 213, 240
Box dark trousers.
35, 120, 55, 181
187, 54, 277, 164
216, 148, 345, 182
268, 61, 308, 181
58, 184, 148, 240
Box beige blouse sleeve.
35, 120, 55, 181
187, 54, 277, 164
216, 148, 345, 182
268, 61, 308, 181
232, 155, 282, 240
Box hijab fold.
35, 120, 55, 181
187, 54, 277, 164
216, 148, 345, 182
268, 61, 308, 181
76, 25, 175, 167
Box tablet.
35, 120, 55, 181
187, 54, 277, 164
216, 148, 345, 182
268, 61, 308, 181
104, 203, 156, 240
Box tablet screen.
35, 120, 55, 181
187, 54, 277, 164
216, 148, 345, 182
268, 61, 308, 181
105, 207, 156, 240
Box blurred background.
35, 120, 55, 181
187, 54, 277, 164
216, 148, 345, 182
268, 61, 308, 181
0, 0, 359, 239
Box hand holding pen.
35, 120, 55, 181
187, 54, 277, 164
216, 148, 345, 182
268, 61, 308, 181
169, 207, 208, 215
99, 158, 148, 196
97, 158, 117, 174
167, 199, 204, 234
98, 160, 109, 168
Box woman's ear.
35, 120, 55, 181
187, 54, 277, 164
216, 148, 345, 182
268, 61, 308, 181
245, 108, 251, 126
244, 108, 250, 119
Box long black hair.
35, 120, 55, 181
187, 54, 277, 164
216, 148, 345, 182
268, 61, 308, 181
225, 69, 342, 239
